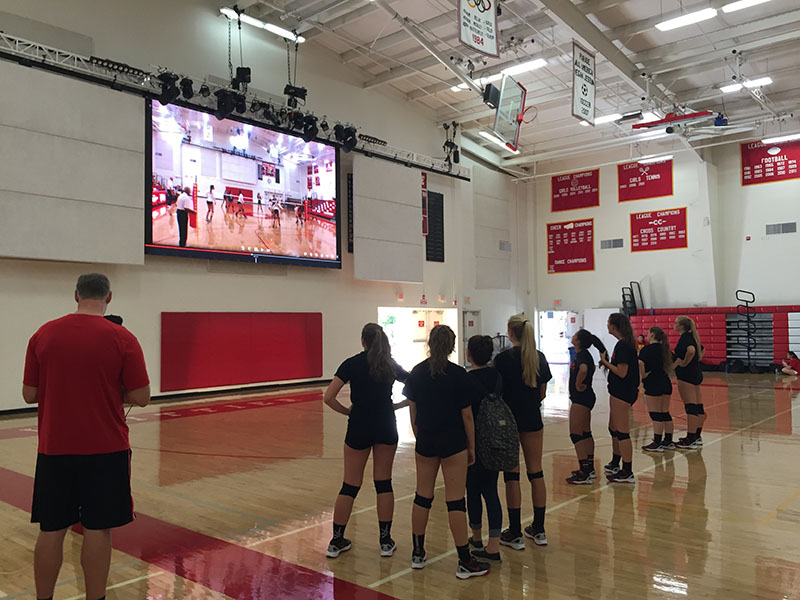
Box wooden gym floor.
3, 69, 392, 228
1, 367, 800, 599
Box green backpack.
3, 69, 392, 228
476, 375, 519, 472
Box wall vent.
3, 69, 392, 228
600, 238, 624, 249
766, 222, 797, 235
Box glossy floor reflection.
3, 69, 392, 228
1, 371, 800, 598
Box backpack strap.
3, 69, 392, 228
493, 373, 503, 397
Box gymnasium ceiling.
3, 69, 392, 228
238, 0, 800, 170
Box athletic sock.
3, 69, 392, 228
508, 507, 522, 534
532, 506, 546, 534
379, 520, 392, 540
588, 454, 595, 469
456, 543, 472, 563
333, 523, 346, 540
696, 427, 703, 436
664, 433, 673, 444
37, 597, 53, 600
622, 461, 632, 473
412, 533, 425, 554
610, 454, 621, 467
579, 459, 592, 473
653, 434, 663, 445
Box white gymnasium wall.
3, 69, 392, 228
0, 60, 144, 265
712, 143, 800, 305
533, 154, 718, 311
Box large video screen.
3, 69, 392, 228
145, 100, 340, 268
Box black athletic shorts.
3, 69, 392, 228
609, 390, 638, 405
643, 379, 673, 397
509, 402, 544, 433
31, 450, 134, 532
676, 372, 703, 386
415, 432, 467, 459
344, 420, 398, 450
570, 394, 596, 410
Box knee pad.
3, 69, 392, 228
503, 471, 521, 482
616, 432, 630, 441
696, 404, 705, 415
582, 431, 593, 440
374, 479, 393, 494
446, 498, 467, 513
608, 427, 618, 439
570, 433, 583, 445
649, 411, 660, 422
527, 471, 544, 481
339, 483, 361, 498
657, 412, 673, 422
685, 403, 700, 415
414, 493, 433, 509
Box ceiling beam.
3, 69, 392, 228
340, 13, 455, 64
298, 3, 379, 38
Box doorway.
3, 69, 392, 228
378, 306, 460, 369
538, 310, 581, 365
462, 310, 481, 367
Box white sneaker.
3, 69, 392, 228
524, 526, 547, 546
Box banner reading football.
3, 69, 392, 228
551, 169, 599, 211
630, 207, 687, 252
741, 139, 800, 185
618, 159, 673, 202
547, 218, 594, 274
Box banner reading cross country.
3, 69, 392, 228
551, 169, 599, 211
741, 139, 800, 186
458, 0, 499, 57
630, 207, 687, 252
618, 159, 673, 202
547, 218, 594, 274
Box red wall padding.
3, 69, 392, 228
161, 312, 322, 392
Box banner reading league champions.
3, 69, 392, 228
547, 218, 594, 274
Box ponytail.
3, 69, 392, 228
508, 313, 539, 388
608, 312, 636, 349
361, 323, 395, 383
575, 329, 606, 355
428, 324, 456, 376
649, 326, 673, 375
676, 316, 704, 360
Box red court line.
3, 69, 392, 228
0, 393, 322, 441
0, 466, 396, 600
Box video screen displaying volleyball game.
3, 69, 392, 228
145, 100, 340, 268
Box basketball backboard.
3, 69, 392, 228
492, 74, 526, 151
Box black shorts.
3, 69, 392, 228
509, 403, 543, 433
570, 394, 596, 410
643, 380, 673, 397
32, 450, 134, 532
676, 372, 703, 386
345, 420, 398, 450
415, 432, 467, 459
608, 389, 638, 405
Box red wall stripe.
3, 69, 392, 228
161, 312, 323, 392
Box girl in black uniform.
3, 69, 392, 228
673, 316, 705, 449
494, 314, 552, 548
323, 323, 409, 559
640, 326, 675, 452
599, 313, 640, 483
566, 329, 605, 485
404, 325, 490, 579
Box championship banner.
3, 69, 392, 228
630, 207, 687, 252
421, 172, 428, 236
571, 42, 595, 126
551, 169, 599, 212
618, 159, 673, 202
189, 181, 198, 228
547, 218, 594, 274
458, 0, 499, 57
741, 139, 800, 186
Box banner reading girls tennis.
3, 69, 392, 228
551, 169, 599, 211
458, 0, 499, 57
630, 207, 687, 252
547, 218, 594, 274
618, 159, 673, 202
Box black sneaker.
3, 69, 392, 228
499, 528, 525, 550
572, 468, 596, 480
468, 538, 484, 550
411, 550, 427, 569
456, 558, 490, 579
471, 548, 502, 563
604, 461, 621, 475
566, 470, 594, 485
380, 537, 396, 557
326, 537, 352, 558
607, 469, 636, 483
523, 525, 547, 546
660, 440, 676, 450
642, 440, 664, 452
675, 437, 701, 449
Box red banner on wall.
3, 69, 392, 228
618, 159, 673, 202
741, 139, 800, 185
547, 218, 594, 274
630, 207, 687, 252
551, 169, 599, 211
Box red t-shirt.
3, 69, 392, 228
790, 358, 800, 372
23, 313, 150, 455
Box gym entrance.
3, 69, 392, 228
377, 307, 459, 369
538, 310, 581, 365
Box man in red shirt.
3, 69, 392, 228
23, 273, 150, 600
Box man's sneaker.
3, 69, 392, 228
471, 548, 502, 563
642, 440, 664, 452
411, 550, 427, 569
456, 558, 490, 579
326, 537, 352, 558
572, 468, 596, 480
566, 470, 594, 485
380, 537, 396, 557
604, 461, 621, 475
607, 470, 636, 483
660, 440, 676, 450
523, 525, 548, 546
468, 538, 484, 550
675, 437, 701, 449
499, 529, 525, 550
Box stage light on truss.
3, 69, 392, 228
302, 115, 319, 143
180, 78, 194, 99
214, 89, 236, 120
157, 72, 180, 105
199, 83, 211, 97
234, 93, 247, 114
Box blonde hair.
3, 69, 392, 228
676, 316, 704, 360
428, 325, 456, 376
508, 313, 539, 387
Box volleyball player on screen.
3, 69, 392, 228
599, 313, 640, 483
323, 324, 409, 559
